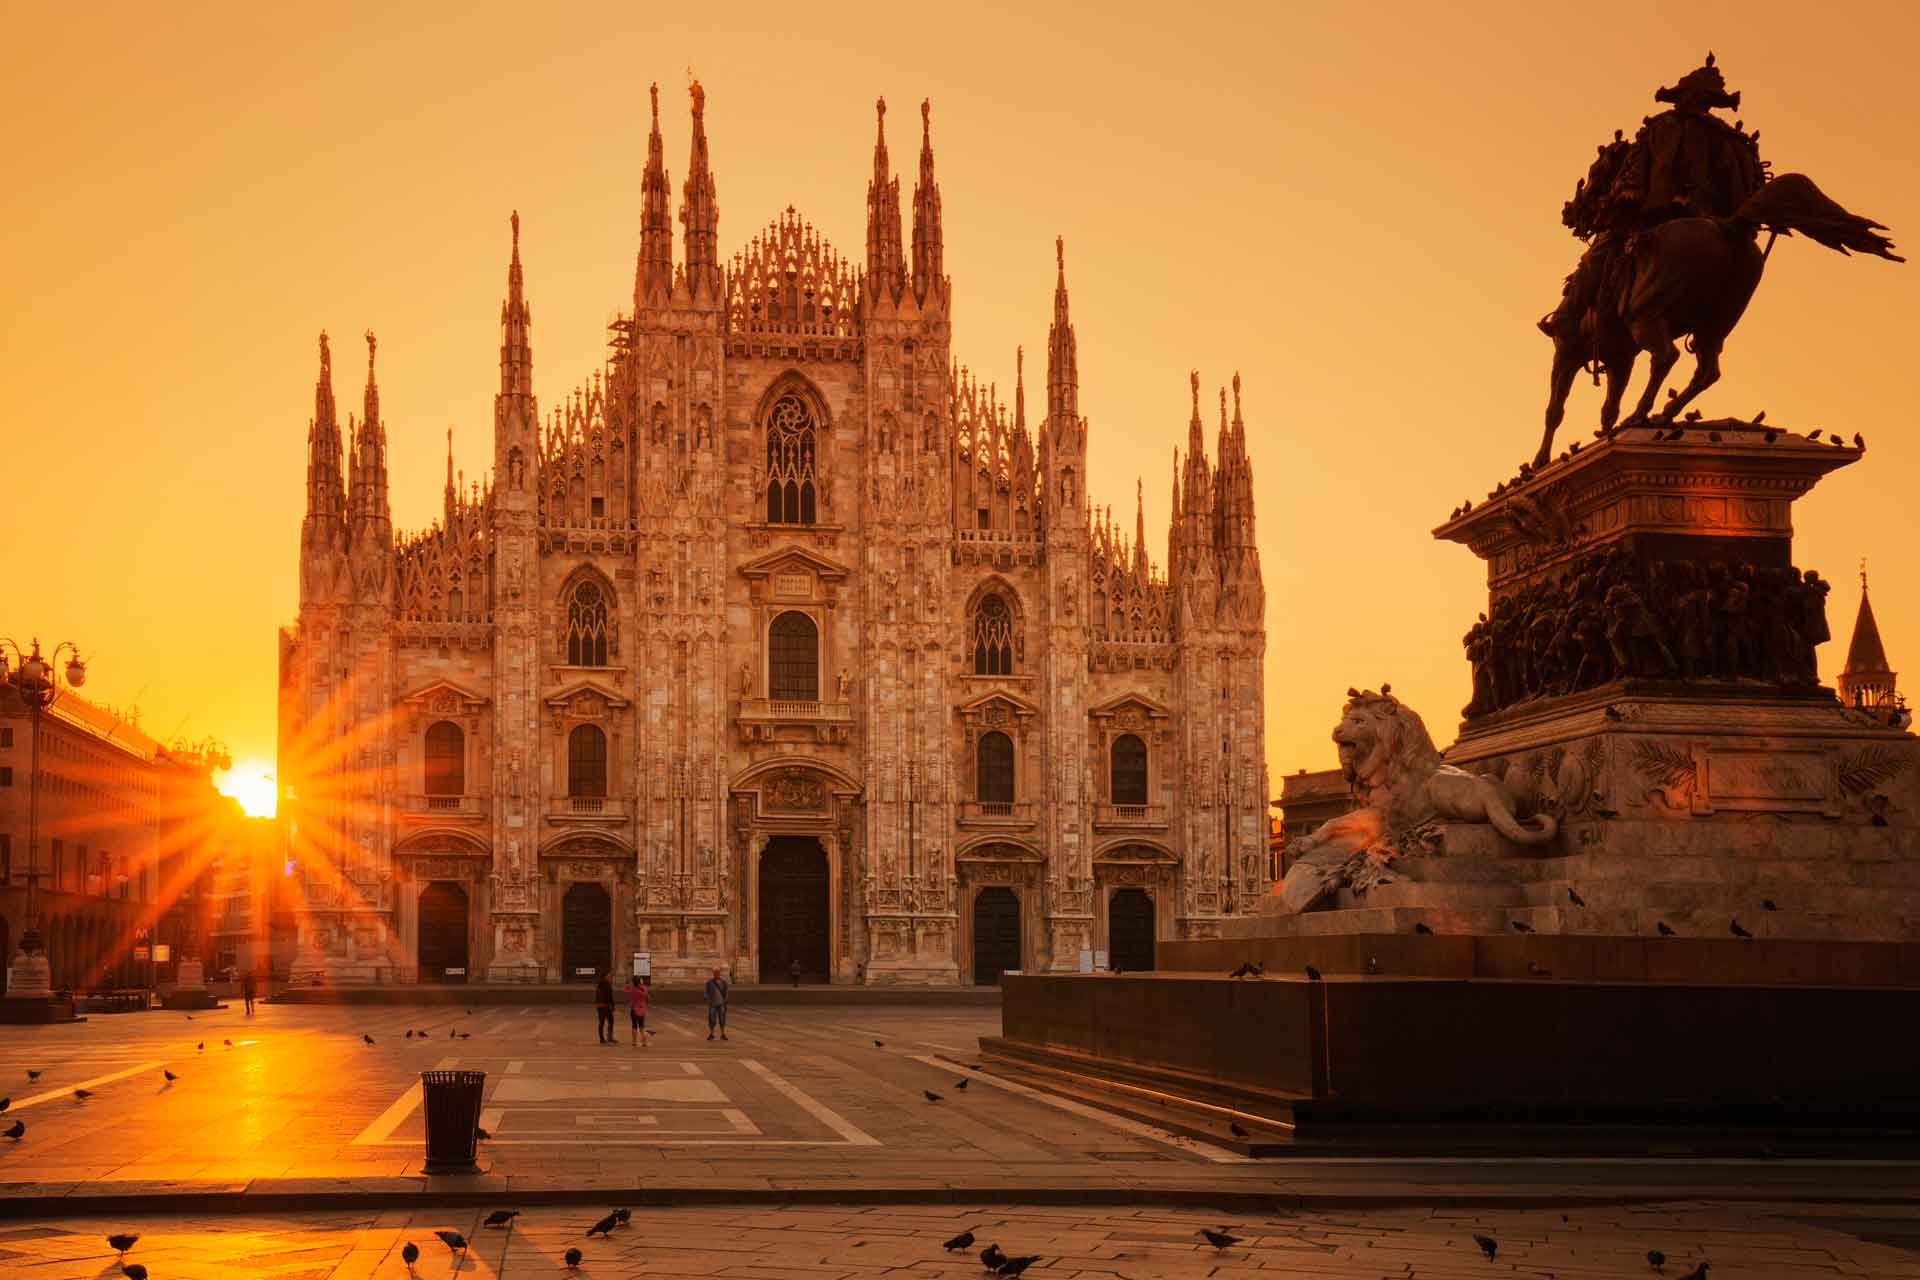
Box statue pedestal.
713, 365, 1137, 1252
162, 958, 219, 1010
1, 945, 77, 1024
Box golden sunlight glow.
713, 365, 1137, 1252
218, 763, 279, 818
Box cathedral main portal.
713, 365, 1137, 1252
758, 837, 830, 983
561, 882, 614, 981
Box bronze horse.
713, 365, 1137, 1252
1537, 174, 1900, 468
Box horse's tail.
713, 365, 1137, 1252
1734, 173, 1904, 261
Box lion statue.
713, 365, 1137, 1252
1274, 688, 1557, 913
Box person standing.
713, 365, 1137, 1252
242, 969, 257, 1016
593, 971, 615, 1045
789, 958, 801, 988
626, 973, 650, 1048
704, 966, 729, 1041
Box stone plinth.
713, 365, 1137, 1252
985, 972, 1920, 1127
2, 949, 78, 1024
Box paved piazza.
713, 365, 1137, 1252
2, 1001, 1918, 1276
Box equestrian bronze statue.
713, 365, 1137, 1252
1535, 54, 1900, 469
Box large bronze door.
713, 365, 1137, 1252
417, 881, 470, 984
758, 837, 829, 983
972, 886, 1021, 985
561, 882, 613, 982
1108, 887, 1155, 972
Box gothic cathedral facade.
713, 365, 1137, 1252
277, 86, 1269, 985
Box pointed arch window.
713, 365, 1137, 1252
768, 611, 820, 701
972, 593, 1016, 675
1110, 733, 1148, 806
765, 394, 818, 524
424, 721, 465, 797
977, 731, 1015, 804
568, 724, 608, 798
563, 578, 612, 666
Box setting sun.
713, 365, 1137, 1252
216, 762, 278, 818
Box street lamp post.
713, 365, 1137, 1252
1, 638, 88, 1010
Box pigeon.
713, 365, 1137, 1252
1568, 887, 1588, 907
26, 1070, 41, 1082
3, 1121, 22, 1139
451, 1029, 457, 1038
401, 1241, 419, 1272
612, 1208, 631, 1226
197, 1042, 204, 1051
587, 1212, 619, 1237
1511, 920, 1535, 934
1414, 922, 1434, 935
1762, 899, 1778, 912
981, 1243, 1007, 1270
1678, 1265, 1709, 1280
564, 1247, 583, 1270
955, 1078, 970, 1090
435, 1229, 468, 1255
363, 1034, 375, 1046
924, 1090, 944, 1103
223, 1038, 233, 1047
1657, 921, 1676, 937
1854, 433, 1866, 449
1752, 410, 1766, 424
873, 1039, 885, 1048
1648, 1248, 1666, 1269
108, 1233, 140, 1255
1806, 427, 1822, 439
482, 1209, 519, 1228
1228, 960, 1256, 978
1474, 1233, 1499, 1260
1828, 433, 1843, 445
944, 1229, 977, 1251
1199, 1228, 1242, 1248
997, 1256, 1042, 1277
405, 1029, 414, 1040
1731, 919, 1753, 939
163, 1070, 178, 1083
185, 1014, 194, 1020
456, 1032, 472, 1040
1229, 1120, 1250, 1139
122, 1266, 147, 1280
1304, 964, 1323, 982
74, 1088, 94, 1101
475, 1127, 494, 1141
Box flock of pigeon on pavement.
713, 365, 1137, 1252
1, 1011, 1712, 1276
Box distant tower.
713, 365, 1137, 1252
1838, 563, 1899, 712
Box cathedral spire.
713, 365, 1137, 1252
1013, 345, 1025, 432
1133, 477, 1148, 580
501, 211, 532, 399
444, 427, 456, 522
637, 82, 673, 306
1046, 236, 1078, 434
910, 98, 944, 306
355, 330, 389, 530
865, 97, 904, 303
306, 330, 345, 523
680, 79, 720, 298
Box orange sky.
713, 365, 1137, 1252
3, 2, 1914, 809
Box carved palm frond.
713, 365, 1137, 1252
1629, 738, 1696, 789
1840, 746, 1909, 796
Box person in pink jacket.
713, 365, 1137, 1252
626, 974, 651, 1048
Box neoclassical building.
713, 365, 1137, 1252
277, 85, 1269, 985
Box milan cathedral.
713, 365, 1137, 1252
277, 85, 1269, 985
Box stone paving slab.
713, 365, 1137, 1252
5, 1200, 1920, 1279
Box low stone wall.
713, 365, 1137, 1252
999, 972, 1920, 1112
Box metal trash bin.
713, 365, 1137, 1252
420, 1069, 487, 1174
